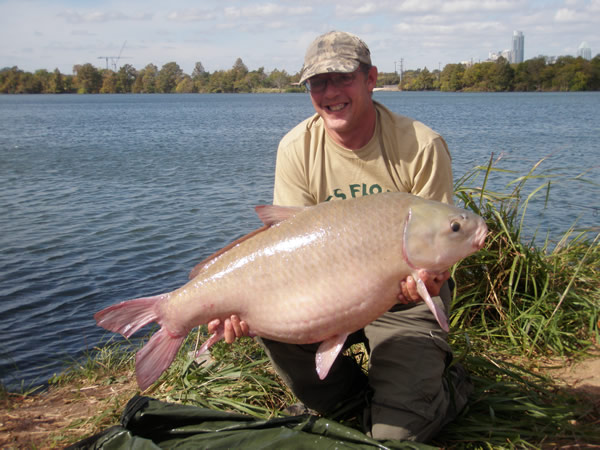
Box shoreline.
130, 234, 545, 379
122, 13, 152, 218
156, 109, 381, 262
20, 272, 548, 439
1, 348, 599, 448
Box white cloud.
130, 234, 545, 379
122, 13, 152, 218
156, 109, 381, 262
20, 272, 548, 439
394, 0, 436, 13
394, 20, 504, 34
442, 0, 520, 13
241, 3, 285, 17
392, 0, 521, 14
224, 7, 241, 19
71, 30, 96, 36
224, 3, 313, 19
58, 9, 153, 24
167, 9, 216, 22
335, 2, 378, 16
554, 7, 587, 21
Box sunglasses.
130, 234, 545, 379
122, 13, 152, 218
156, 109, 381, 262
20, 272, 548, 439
304, 71, 359, 93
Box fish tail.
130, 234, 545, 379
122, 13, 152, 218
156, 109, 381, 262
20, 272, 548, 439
94, 293, 186, 390
94, 294, 169, 338
136, 327, 185, 390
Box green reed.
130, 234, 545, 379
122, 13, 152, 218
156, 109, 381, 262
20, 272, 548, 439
452, 155, 599, 357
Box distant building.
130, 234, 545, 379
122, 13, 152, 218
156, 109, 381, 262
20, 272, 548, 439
488, 49, 512, 62
511, 31, 524, 63
578, 42, 592, 60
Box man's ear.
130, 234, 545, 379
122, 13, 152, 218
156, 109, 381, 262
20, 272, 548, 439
367, 66, 378, 92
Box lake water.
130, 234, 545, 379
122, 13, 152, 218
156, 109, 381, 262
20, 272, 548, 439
1, 92, 599, 391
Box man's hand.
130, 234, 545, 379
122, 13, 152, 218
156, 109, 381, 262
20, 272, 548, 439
207, 315, 250, 344
397, 269, 450, 304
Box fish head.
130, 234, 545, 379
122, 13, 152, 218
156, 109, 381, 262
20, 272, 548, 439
403, 200, 488, 272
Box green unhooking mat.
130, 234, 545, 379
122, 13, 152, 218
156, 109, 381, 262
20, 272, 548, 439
68, 395, 436, 449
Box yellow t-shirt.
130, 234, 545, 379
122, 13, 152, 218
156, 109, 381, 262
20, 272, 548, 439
273, 101, 454, 207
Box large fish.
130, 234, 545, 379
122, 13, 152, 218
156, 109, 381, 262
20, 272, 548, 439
95, 192, 487, 390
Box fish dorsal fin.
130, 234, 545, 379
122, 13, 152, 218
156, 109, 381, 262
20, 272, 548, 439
254, 204, 305, 226
188, 204, 305, 280
188, 225, 269, 280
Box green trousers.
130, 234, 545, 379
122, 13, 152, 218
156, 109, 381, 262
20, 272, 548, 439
259, 282, 472, 442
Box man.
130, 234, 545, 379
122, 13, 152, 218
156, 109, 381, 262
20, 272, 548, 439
211, 31, 472, 442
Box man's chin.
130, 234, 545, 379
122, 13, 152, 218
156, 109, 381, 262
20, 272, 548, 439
322, 112, 352, 129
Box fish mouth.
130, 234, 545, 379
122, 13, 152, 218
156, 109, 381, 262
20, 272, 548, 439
473, 223, 488, 250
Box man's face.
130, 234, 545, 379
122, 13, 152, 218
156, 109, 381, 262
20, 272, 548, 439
307, 66, 378, 145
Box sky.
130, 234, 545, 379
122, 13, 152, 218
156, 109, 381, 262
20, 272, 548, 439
1, 0, 598, 76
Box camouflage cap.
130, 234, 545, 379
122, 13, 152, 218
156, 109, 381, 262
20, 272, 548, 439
299, 31, 372, 85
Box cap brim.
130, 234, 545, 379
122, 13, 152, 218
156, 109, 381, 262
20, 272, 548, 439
299, 58, 360, 85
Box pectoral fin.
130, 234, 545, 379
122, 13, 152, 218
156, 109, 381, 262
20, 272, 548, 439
414, 275, 450, 332
315, 333, 349, 380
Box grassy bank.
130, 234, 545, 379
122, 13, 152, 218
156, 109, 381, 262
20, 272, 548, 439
2, 158, 599, 448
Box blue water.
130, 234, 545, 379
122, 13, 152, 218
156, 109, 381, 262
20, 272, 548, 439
1, 92, 599, 391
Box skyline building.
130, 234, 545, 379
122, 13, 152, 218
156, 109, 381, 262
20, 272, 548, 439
511, 31, 524, 63
578, 42, 592, 60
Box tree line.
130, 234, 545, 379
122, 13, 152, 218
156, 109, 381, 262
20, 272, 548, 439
379, 55, 600, 92
2, 54, 599, 94
0, 58, 302, 94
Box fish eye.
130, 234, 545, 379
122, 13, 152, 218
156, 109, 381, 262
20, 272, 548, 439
451, 221, 461, 232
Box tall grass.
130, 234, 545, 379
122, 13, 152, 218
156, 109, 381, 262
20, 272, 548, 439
436, 354, 599, 448
452, 155, 599, 357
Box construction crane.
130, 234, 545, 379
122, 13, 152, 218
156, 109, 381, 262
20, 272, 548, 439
98, 41, 131, 71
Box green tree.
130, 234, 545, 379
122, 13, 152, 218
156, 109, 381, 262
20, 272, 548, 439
49, 68, 65, 93
157, 62, 183, 93
267, 68, 291, 91
139, 63, 158, 93
514, 57, 546, 91
100, 70, 118, 93
399, 69, 418, 90
208, 70, 235, 93
376, 71, 400, 87
117, 64, 137, 93
487, 57, 514, 91
590, 55, 600, 90
131, 69, 144, 93
462, 61, 514, 91
440, 64, 465, 91
234, 67, 266, 92
191, 61, 209, 92
175, 75, 194, 93
73, 63, 102, 93
33, 69, 52, 93
552, 56, 578, 91
413, 67, 435, 90
232, 58, 248, 80
192, 61, 206, 78
0, 66, 21, 93
19, 72, 37, 93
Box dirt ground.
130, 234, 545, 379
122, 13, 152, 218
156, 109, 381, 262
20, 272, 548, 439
1, 358, 600, 449
0, 371, 139, 449
551, 354, 600, 408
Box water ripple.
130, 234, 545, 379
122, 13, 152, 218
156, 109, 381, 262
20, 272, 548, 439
0, 93, 598, 391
